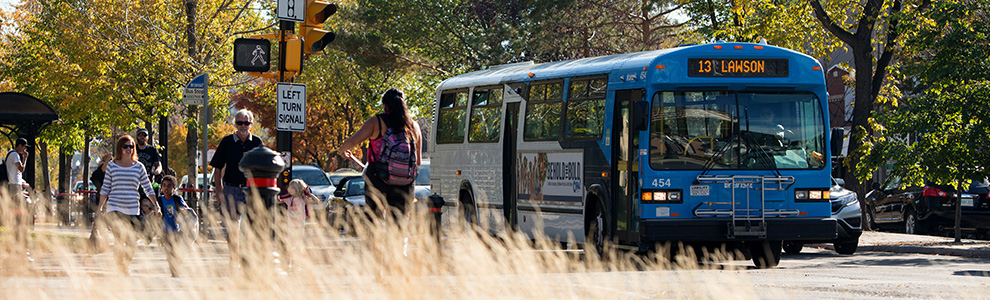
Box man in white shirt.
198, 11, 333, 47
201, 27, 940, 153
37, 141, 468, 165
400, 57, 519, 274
5, 138, 29, 195
4, 137, 32, 264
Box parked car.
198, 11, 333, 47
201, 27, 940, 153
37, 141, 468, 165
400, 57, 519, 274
327, 175, 366, 225
413, 161, 431, 206
783, 177, 862, 255
865, 176, 990, 237
292, 164, 335, 204
179, 173, 213, 190
73, 181, 96, 192
328, 168, 362, 187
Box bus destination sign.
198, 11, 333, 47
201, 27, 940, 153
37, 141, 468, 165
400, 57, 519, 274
687, 58, 788, 77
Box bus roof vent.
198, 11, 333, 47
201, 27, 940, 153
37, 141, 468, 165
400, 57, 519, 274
759, 38, 768, 45
488, 61, 535, 70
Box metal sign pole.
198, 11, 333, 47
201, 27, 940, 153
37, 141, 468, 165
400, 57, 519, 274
201, 75, 210, 210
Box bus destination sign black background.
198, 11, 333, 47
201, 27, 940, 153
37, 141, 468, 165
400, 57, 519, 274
687, 58, 788, 77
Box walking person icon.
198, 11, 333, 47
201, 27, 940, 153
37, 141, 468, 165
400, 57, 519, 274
252, 45, 267, 65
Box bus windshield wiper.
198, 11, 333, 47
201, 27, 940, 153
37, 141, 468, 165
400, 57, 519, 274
740, 130, 783, 178
696, 132, 738, 183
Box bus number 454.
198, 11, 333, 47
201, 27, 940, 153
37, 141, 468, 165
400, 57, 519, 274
651, 179, 671, 187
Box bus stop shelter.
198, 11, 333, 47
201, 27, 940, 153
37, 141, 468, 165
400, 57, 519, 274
0, 92, 59, 188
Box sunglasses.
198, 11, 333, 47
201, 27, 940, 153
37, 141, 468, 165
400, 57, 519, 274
137, 133, 148, 137
236, 121, 252, 126
122, 144, 135, 149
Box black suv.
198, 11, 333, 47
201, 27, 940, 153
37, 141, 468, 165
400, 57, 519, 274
865, 176, 990, 237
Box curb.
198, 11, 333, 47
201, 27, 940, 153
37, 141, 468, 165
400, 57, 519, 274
857, 243, 990, 259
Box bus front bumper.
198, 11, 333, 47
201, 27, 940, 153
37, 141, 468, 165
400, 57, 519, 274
640, 218, 837, 242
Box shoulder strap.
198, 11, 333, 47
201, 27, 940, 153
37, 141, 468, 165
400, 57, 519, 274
374, 115, 387, 140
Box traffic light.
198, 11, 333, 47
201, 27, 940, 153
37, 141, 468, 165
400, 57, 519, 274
300, 0, 337, 54
284, 37, 304, 73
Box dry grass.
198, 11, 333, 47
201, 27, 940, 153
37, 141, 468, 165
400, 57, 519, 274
0, 191, 762, 299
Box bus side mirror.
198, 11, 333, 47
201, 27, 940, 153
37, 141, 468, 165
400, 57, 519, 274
632, 100, 649, 131
830, 128, 844, 157
872, 182, 881, 191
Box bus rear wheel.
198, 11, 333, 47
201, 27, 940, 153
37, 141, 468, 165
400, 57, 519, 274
749, 240, 782, 268
459, 190, 479, 227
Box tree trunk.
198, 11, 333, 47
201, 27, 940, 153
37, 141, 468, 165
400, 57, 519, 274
185, 0, 200, 215
39, 142, 51, 198
160, 116, 169, 174
82, 136, 90, 191
844, 40, 874, 229
955, 177, 962, 243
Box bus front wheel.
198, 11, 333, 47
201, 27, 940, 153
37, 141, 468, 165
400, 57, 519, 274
750, 240, 782, 268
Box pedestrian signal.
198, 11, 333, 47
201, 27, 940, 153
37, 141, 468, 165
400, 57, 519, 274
300, 1, 336, 54
233, 38, 272, 72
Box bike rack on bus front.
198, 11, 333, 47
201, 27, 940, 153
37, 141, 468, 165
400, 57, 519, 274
693, 175, 797, 238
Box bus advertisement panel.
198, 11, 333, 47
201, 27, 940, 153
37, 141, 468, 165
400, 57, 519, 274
517, 152, 583, 202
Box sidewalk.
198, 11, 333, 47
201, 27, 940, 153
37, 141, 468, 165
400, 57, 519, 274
852, 230, 990, 259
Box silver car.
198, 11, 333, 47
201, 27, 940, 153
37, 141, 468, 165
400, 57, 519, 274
292, 164, 335, 206
783, 177, 863, 255
327, 176, 365, 225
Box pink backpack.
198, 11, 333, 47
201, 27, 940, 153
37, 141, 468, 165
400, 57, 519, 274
375, 118, 417, 186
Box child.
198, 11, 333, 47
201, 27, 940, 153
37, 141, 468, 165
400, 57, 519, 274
280, 179, 320, 269
158, 175, 191, 277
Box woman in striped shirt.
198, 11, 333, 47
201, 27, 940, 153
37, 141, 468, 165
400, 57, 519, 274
98, 135, 160, 276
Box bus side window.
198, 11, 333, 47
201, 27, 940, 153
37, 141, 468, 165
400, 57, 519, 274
524, 82, 563, 141
565, 77, 607, 140
438, 91, 469, 144
469, 87, 503, 143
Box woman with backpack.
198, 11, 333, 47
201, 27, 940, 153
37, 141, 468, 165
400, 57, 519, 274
338, 88, 422, 220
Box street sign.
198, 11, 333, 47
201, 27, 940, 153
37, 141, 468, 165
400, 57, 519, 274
233, 38, 271, 72
182, 74, 208, 106
277, 0, 305, 22
276, 82, 306, 132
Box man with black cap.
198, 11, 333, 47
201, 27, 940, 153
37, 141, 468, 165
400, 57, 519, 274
135, 128, 163, 181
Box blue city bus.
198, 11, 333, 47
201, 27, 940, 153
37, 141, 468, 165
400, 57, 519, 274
429, 42, 837, 268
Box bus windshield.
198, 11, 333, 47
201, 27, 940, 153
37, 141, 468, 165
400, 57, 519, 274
648, 91, 825, 170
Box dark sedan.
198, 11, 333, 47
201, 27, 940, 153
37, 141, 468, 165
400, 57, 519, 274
865, 176, 990, 237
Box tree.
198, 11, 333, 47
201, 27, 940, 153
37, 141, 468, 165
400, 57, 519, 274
808, 0, 919, 202
859, 0, 990, 241
0, 0, 266, 181
529, 0, 687, 61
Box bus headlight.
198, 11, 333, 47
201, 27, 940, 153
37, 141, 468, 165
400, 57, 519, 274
641, 190, 683, 203
796, 188, 830, 202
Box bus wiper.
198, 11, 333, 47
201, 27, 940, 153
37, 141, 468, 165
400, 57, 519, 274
740, 130, 783, 178
739, 107, 782, 177
695, 132, 738, 183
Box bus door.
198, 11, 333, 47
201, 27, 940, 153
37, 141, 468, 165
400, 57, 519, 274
612, 89, 644, 243
502, 102, 520, 230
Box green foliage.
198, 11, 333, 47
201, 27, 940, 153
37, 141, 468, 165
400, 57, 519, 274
688, 0, 844, 60
859, 0, 990, 189
1, 0, 266, 153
